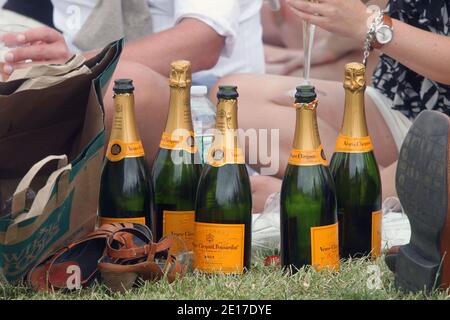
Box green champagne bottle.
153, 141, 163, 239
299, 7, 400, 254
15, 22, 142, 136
152, 61, 201, 253
280, 85, 339, 272
98, 79, 152, 227
330, 63, 382, 259
194, 86, 252, 274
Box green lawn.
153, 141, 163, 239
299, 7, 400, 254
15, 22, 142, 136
1, 255, 450, 300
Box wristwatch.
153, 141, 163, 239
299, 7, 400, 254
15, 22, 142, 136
372, 14, 394, 49
363, 11, 394, 65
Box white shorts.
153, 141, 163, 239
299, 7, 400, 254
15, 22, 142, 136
366, 86, 413, 152
0, 9, 43, 28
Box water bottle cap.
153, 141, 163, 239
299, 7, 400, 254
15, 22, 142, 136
191, 86, 208, 96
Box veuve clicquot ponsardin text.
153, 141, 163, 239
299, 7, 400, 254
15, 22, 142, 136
330, 63, 382, 259
194, 86, 252, 274
98, 79, 152, 228
281, 85, 339, 272
152, 60, 201, 253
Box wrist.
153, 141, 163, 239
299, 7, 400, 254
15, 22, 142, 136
362, 10, 394, 64
355, 12, 374, 43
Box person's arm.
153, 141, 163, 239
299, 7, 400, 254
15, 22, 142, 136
120, 18, 225, 76
288, 0, 450, 85
1, 18, 225, 77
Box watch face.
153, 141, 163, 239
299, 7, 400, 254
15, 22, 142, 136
376, 26, 393, 44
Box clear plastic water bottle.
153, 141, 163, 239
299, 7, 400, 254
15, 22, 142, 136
191, 86, 216, 164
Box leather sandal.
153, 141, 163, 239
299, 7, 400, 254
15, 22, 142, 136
98, 229, 187, 293
28, 222, 152, 292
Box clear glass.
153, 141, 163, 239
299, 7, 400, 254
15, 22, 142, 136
0, 24, 31, 81
190, 88, 216, 164
302, 0, 318, 85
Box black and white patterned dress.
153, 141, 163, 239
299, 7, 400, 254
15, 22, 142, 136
372, 0, 450, 120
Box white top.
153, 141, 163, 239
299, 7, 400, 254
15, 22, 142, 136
51, 0, 265, 79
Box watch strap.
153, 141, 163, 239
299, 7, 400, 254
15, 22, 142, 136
373, 15, 393, 49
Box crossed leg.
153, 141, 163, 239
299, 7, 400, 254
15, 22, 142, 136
211, 73, 399, 212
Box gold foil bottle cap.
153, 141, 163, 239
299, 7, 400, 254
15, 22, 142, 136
169, 60, 192, 88
294, 85, 318, 110
344, 62, 366, 92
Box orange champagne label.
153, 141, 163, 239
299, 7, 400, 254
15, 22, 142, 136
334, 134, 373, 153
98, 216, 146, 227
371, 210, 382, 258
310, 223, 340, 271
288, 145, 328, 166
159, 131, 197, 154
163, 210, 195, 253
193, 222, 245, 274
207, 146, 245, 168
106, 139, 145, 162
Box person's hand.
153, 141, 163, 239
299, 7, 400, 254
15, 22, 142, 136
265, 36, 356, 75
265, 45, 303, 75
1, 26, 71, 76
287, 0, 372, 43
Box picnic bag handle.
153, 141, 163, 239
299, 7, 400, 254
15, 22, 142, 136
5, 163, 72, 244
11, 155, 68, 218
14, 163, 72, 224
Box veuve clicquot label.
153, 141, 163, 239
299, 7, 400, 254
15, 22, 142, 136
194, 222, 245, 274
310, 223, 340, 271
207, 146, 245, 167
372, 210, 382, 258
334, 134, 373, 153
194, 86, 252, 274
98, 79, 152, 228
152, 61, 201, 252
280, 85, 339, 272
330, 63, 382, 259
159, 130, 196, 154
288, 145, 328, 166
106, 140, 145, 162
163, 210, 195, 252
99, 216, 146, 226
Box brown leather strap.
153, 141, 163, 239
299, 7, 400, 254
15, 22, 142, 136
106, 232, 173, 260
105, 226, 153, 259
373, 15, 393, 49
165, 256, 187, 284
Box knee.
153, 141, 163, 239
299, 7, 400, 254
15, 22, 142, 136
110, 60, 167, 99
103, 59, 169, 128
210, 73, 255, 102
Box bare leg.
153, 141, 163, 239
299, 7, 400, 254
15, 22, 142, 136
104, 60, 169, 164
251, 175, 283, 213
251, 161, 397, 212
213, 73, 397, 171
212, 74, 398, 210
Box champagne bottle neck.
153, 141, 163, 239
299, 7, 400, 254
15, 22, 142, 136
109, 93, 141, 142
164, 86, 194, 134
292, 104, 322, 150
207, 98, 244, 167
216, 99, 239, 132
340, 89, 369, 137
214, 99, 241, 147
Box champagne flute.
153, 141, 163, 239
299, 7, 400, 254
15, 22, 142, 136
302, 0, 318, 84
0, 24, 31, 81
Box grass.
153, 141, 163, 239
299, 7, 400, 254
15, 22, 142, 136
1, 254, 450, 300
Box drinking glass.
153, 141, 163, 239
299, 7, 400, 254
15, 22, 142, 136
0, 24, 31, 81
302, 0, 318, 84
